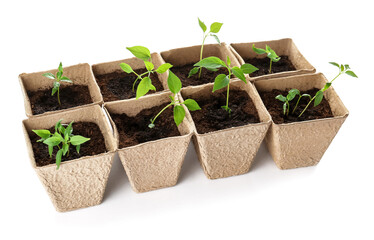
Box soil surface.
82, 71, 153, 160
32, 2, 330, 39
259, 88, 333, 124
30, 122, 107, 167
94, 69, 164, 101
171, 63, 229, 87
111, 104, 181, 148
243, 56, 296, 77
188, 90, 260, 134
28, 85, 93, 115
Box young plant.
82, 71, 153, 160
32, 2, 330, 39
42, 62, 72, 105
32, 120, 90, 170
119, 46, 173, 99
148, 71, 201, 128
194, 56, 258, 114
298, 62, 358, 117
275, 89, 311, 116
189, 18, 223, 79
252, 44, 280, 74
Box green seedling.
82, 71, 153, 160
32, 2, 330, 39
252, 44, 280, 74
276, 89, 311, 116
189, 18, 223, 79
120, 46, 173, 99
298, 62, 357, 117
194, 56, 258, 114
32, 120, 90, 170
148, 71, 201, 128
42, 62, 72, 105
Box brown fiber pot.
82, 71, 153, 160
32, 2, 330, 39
91, 53, 169, 102
22, 105, 117, 212
254, 73, 349, 169
19, 63, 103, 117
104, 91, 194, 193
230, 38, 315, 81
180, 80, 271, 179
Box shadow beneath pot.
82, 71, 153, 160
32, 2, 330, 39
103, 153, 129, 200
249, 142, 275, 172
178, 141, 202, 183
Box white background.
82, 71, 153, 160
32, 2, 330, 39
1, 0, 373, 239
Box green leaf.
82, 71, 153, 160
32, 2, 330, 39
144, 61, 154, 71
167, 71, 182, 94
226, 56, 231, 66
48, 145, 53, 158
32, 129, 51, 139
329, 62, 340, 68
210, 34, 221, 45
58, 62, 63, 73
53, 81, 60, 88
345, 70, 358, 78
322, 82, 332, 91
60, 76, 73, 83
314, 90, 324, 107
51, 87, 58, 96
283, 102, 287, 115
76, 144, 81, 154
136, 77, 154, 99
155, 63, 173, 74
55, 120, 62, 133
287, 89, 300, 101
173, 105, 185, 126
58, 123, 65, 134
42, 73, 55, 79
56, 149, 63, 170
221, 105, 231, 113
210, 22, 223, 33
340, 64, 344, 72
183, 99, 201, 111
43, 137, 62, 147
241, 63, 258, 74
213, 74, 230, 92
126, 46, 151, 61
65, 121, 74, 137
252, 44, 266, 55
232, 66, 246, 83
344, 64, 350, 70
56, 71, 62, 80
267, 49, 280, 62
70, 135, 90, 146
198, 18, 207, 32
62, 143, 69, 155
275, 95, 286, 102
206, 67, 219, 72
194, 56, 226, 69
188, 67, 199, 78
120, 63, 134, 74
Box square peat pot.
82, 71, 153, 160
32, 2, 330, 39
22, 105, 116, 212
103, 92, 194, 193
230, 38, 315, 81
161, 43, 240, 89
180, 80, 271, 179
19, 63, 103, 117
254, 73, 349, 169
92, 53, 168, 103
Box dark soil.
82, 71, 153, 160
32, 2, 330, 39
171, 63, 229, 87
244, 56, 296, 77
94, 68, 164, 102
27, 85, 93, 115
111, 104, 181, 148
29, 122, 107, 167
259, 88, 334, 124
187, 90, 260, 134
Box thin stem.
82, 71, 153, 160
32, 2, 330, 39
132, 71, 142, 92
298, 95, 316, 118
286, 102, 290, 116
150, 102, 174, 125
198, 34, 208, 79
292, 95, 302, 114
269, 59, 273, 74
57, 87, 61, 105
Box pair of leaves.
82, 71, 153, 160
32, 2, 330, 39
120, 62, 172, 75
329, 62, 358, 78
198, 18, 223, 33
252, 44, 280, 62
173, 99, 201, 126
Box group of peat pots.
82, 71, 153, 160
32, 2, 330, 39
20, 38, 353, 212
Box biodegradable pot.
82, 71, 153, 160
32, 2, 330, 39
19, 63, 103, 117
91, 53, 168, 102
104, 92, 194, 193
180, 80, 272, 179
22, 105, 117, 212
230, 38, 315, 81
161, 43, 240, 89
254, 73, 349, 169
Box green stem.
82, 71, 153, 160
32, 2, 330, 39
198, 34, 208, 79
132, 71, 142, 92
292, 95, 302, 114
286, 102, 290, 116
269, 59, 273, 74
298, 95, 316, 118
150, 102, 174, 126
57, 87, 61, 105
